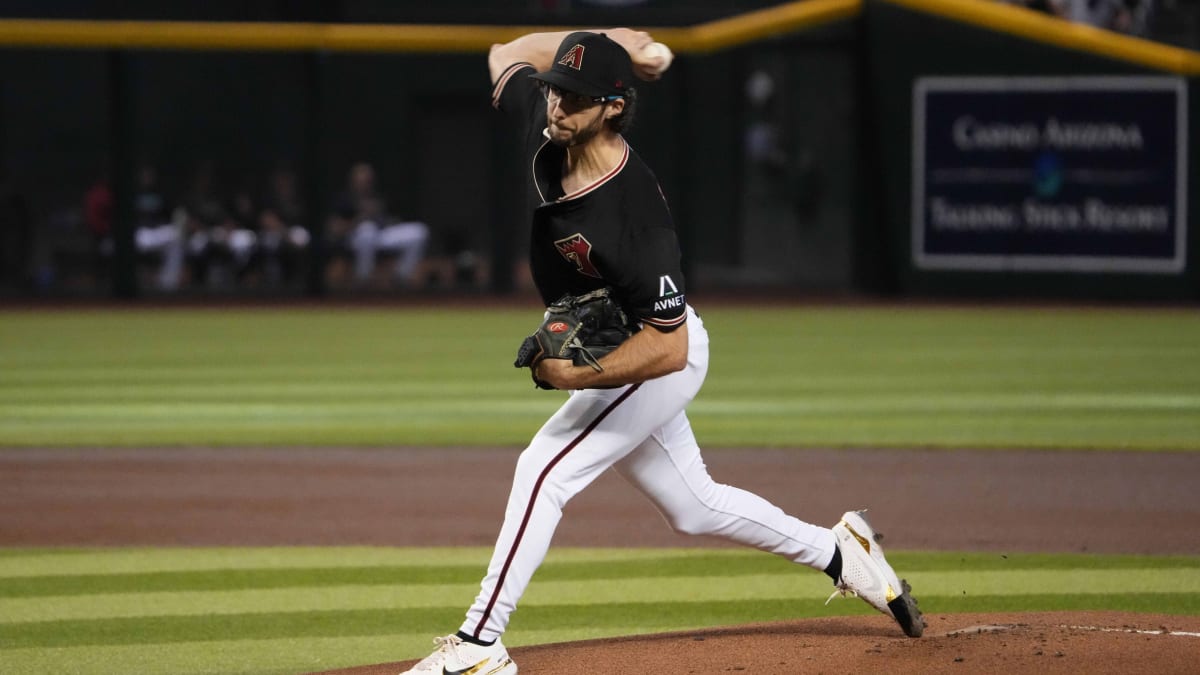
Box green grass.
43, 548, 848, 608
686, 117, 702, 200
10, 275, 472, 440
0, 546, 1197, 674
1, 305, 1198, 449
2, 305, 1197, 672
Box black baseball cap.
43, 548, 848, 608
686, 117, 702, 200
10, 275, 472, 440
529, 31, 634, 99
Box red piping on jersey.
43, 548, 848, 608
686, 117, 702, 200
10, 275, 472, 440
472, 383, 642, 639
530, 137, 630, 205
557, 140, 629, 202
642, 311, 687, 329
492, 62, 531, 109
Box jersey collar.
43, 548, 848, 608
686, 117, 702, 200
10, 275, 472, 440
533, 133, 630, 204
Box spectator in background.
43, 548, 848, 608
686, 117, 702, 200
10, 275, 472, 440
254, 164, 310, 287
326, 161, 378, 283
1067, 0, 1154, 37
217, 207, 260, 287
220, 174, 266, 285
170, 160, 258, 290
228, 174, 260, 233
348, 195, 431, 289
327, 161, 430, 288
1001, 0, 1154, 36
135, 161, 223, 292
133, 167, 189, 292
83, 172, 114, 283
133, 164, 169, 230
172, 160, 221, 288
130, 162, 190, 291
180, 200, 222, 288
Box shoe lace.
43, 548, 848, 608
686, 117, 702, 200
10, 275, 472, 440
825, 579, 856, 606
412, 635, 463, 671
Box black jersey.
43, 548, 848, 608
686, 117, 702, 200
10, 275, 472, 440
492, 63, 687, 331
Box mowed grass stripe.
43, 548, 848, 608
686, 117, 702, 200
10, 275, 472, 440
10, 391, 1198, 414
0, 547, 702, 577
8, 606, 671, 650
6, 360, 1198, 394
0, 378, 518, 402
0, 566, 482, 598
4, 549, 1198, 585
5, 407, 1196, 448
5, 569, 1200, 624
4, 593, 1199, 650
0, 628, 706, 675
3, 307, 1199, 449
0, 574, 824, 623
0, 635, 444, 675
0, 557, 801, 597
0, 366, 515, 384
9, 552, 1200, 597
693, 393, 1200, 414
0, 400, 556, 420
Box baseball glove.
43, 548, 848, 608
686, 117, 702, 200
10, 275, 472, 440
513, 288, 635, 389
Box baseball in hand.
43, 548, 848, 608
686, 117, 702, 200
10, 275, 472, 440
643, 42, 674, 75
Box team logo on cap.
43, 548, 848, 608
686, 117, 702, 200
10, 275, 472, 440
558, 44, 584, 71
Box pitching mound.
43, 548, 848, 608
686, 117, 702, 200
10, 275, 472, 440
312, 611, 1200, 674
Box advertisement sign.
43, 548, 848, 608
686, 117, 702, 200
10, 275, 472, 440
912, 76, 1187, 273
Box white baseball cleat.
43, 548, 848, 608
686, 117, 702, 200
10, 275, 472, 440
828, 509, 925, 638
399, 634, 518, 675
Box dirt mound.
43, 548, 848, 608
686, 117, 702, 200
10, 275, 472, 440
314, 611, 1200, 674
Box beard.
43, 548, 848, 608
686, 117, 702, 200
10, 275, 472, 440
547, 106, 607, 148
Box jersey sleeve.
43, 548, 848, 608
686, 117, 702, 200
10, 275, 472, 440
595, 178, 687, 331
491, 62, 541, 121
623, 225, 688, 331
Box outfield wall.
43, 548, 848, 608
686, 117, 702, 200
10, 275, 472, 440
860, 0, 1200, 300
0, 1, 1196, 300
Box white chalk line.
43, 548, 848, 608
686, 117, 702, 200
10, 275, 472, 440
942, 624, 1200, 639
1061, 624, 1200, 638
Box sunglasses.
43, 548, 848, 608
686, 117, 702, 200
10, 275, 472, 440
539, 83, 622, 108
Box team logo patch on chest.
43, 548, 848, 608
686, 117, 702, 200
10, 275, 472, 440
554, 233, 601, 278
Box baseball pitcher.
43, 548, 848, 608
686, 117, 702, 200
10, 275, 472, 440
401, 28, 923, 675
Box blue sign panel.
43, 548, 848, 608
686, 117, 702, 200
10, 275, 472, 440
912, 77, 1187, 273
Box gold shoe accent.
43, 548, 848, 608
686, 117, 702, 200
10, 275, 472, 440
841, 520, 872, 554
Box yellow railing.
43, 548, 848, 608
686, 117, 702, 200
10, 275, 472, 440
0, 0, 856, 54
0, 0, 1196, 73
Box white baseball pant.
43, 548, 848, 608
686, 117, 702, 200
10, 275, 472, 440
461, 306, 837, 641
